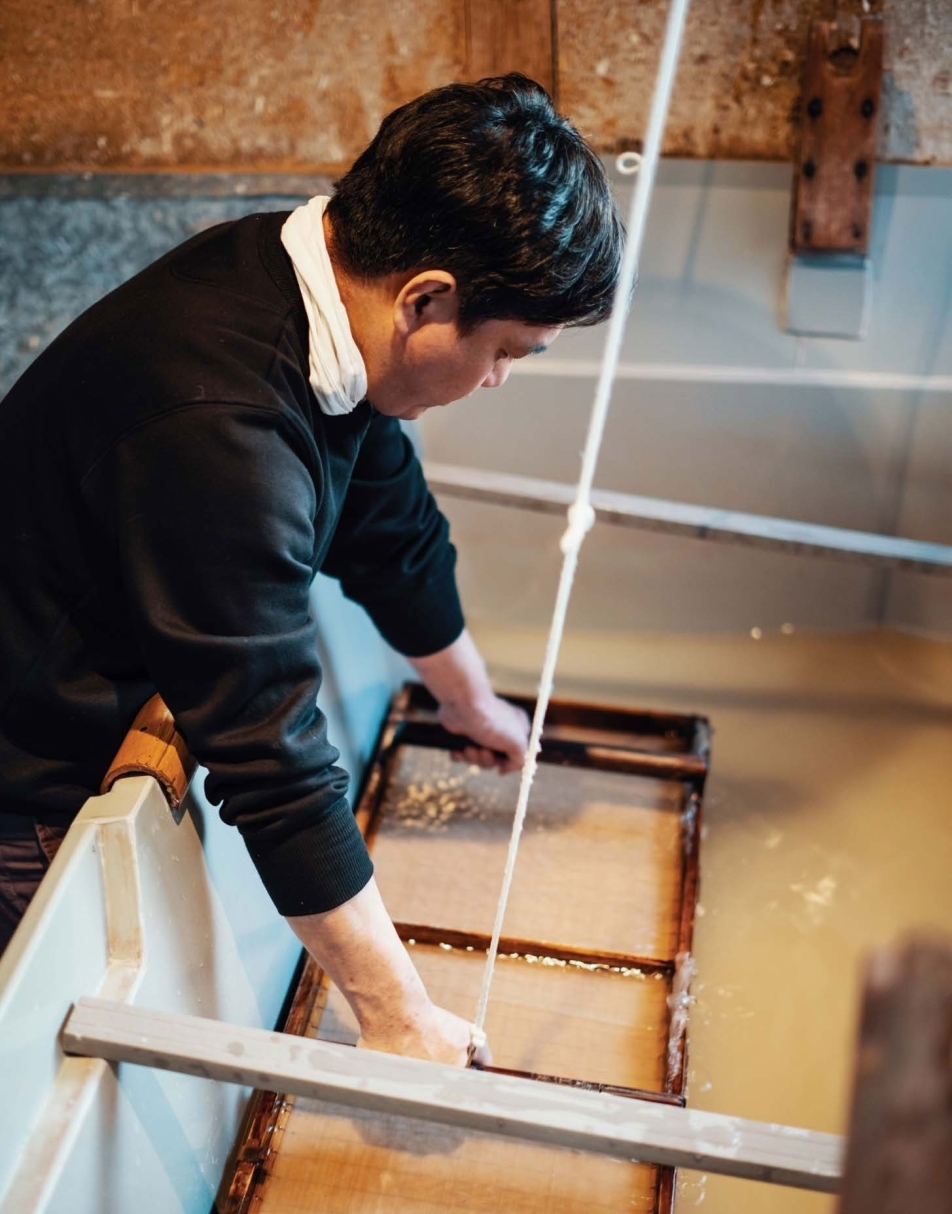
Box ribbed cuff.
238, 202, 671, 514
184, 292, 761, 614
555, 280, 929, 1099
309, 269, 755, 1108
243, 795, 374, 916
364, 573, 465, 658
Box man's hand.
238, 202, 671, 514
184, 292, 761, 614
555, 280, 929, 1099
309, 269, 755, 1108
359, 1001, 492, 1067
287, 878, 491, 1068
408, 629, 530, 774
438, 692, 529, 774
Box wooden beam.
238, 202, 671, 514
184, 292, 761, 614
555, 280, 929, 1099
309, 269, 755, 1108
62, 997, 842, 1192
464, 0, 557, 97
423, 462, 952, 578
839, 938, 952, 1214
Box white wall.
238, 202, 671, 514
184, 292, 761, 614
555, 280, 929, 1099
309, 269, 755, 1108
418, 161, 952, 639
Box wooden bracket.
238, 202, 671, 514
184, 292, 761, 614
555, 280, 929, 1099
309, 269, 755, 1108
790, 18, 884, 255
101, 692, 194, 809
464, 0, 557, 98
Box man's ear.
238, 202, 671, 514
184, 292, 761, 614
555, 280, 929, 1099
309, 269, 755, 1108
393, 271, 459, 337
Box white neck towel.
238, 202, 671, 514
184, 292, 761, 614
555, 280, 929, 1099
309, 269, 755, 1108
280, 196, 368, 417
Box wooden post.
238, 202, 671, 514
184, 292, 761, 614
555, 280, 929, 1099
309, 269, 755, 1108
840, 937, 952, 1214
464, 0, 557, 97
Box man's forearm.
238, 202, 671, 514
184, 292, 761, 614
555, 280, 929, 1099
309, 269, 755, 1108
287, 878, 428, 1036
286, 878, 481, 1064
407, 627, 493, 709
408, 629, 530, 773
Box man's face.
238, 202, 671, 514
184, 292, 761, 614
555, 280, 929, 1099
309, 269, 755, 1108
371, 316, 563, 420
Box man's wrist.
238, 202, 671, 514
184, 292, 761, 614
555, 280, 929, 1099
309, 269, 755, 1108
408, 628, 493, 709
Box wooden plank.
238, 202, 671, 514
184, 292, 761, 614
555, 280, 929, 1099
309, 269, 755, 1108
424, 461, 952, 577
62, 997, 843, 1192
839, 938, 952, 1214
791, 20, 883, 254
464, 0, 557, 96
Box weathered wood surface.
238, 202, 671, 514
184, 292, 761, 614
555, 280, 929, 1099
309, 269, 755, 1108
1, 1, 950, 171
62, 996, 843, 1191
790, 19, 883, 254
101, 693, 194, 808
465, 0, 556, 96
839, 938, 952, 1214
423, 462, 952, 578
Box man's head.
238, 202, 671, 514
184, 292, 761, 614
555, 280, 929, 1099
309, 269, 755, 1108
326, 73, 623, 418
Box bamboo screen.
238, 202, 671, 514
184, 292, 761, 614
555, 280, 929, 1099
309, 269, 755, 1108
219, 686, 709, 1214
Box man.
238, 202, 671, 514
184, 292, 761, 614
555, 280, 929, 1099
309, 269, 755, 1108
0, 75, 622, 1063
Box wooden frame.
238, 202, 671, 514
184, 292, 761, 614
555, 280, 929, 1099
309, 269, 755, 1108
210, 682, 714, 1211
52, 685, 846, 1208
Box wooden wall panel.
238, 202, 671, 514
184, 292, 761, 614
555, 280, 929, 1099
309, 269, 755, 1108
464, 0, 557, 96
557, 0, 952, 165
0, 0, 465, 172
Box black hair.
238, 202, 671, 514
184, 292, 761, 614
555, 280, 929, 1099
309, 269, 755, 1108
326, 74, 623, 332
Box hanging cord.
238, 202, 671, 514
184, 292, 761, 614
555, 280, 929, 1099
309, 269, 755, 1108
469, 0, 693, 1052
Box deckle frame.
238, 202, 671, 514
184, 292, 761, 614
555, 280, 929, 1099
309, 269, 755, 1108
216, 683, 710, 1214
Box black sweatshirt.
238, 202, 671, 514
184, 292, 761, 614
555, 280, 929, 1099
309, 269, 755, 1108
0, 211, 464, 915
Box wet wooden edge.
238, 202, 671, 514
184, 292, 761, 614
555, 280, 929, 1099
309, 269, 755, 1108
216, 681, 708, 1213
392, 921, 674, 976
664, 783, 704, 1099
404, 681, 703, 747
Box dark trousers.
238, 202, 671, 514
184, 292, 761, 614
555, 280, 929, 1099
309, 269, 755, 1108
0, 814, 68, 957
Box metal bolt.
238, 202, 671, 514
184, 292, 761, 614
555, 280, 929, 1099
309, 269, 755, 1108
852, 223, 863, 241
807, 97, 823, 119
803, 159, 816, 179
854, 159, 868, 180
861, 97, 875, 118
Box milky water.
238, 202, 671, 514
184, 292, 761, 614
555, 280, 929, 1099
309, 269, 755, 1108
472, 623, 952, 1213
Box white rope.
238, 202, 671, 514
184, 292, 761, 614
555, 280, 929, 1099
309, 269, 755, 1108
470, 0, 693, 1044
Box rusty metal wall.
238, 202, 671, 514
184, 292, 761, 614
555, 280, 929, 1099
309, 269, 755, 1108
1, 0, 950, 172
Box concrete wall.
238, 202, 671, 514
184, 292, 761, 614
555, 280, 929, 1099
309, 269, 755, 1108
419, 160, 952, 639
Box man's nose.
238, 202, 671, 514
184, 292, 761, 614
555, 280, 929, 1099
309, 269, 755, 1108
482, 360, 511, 390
